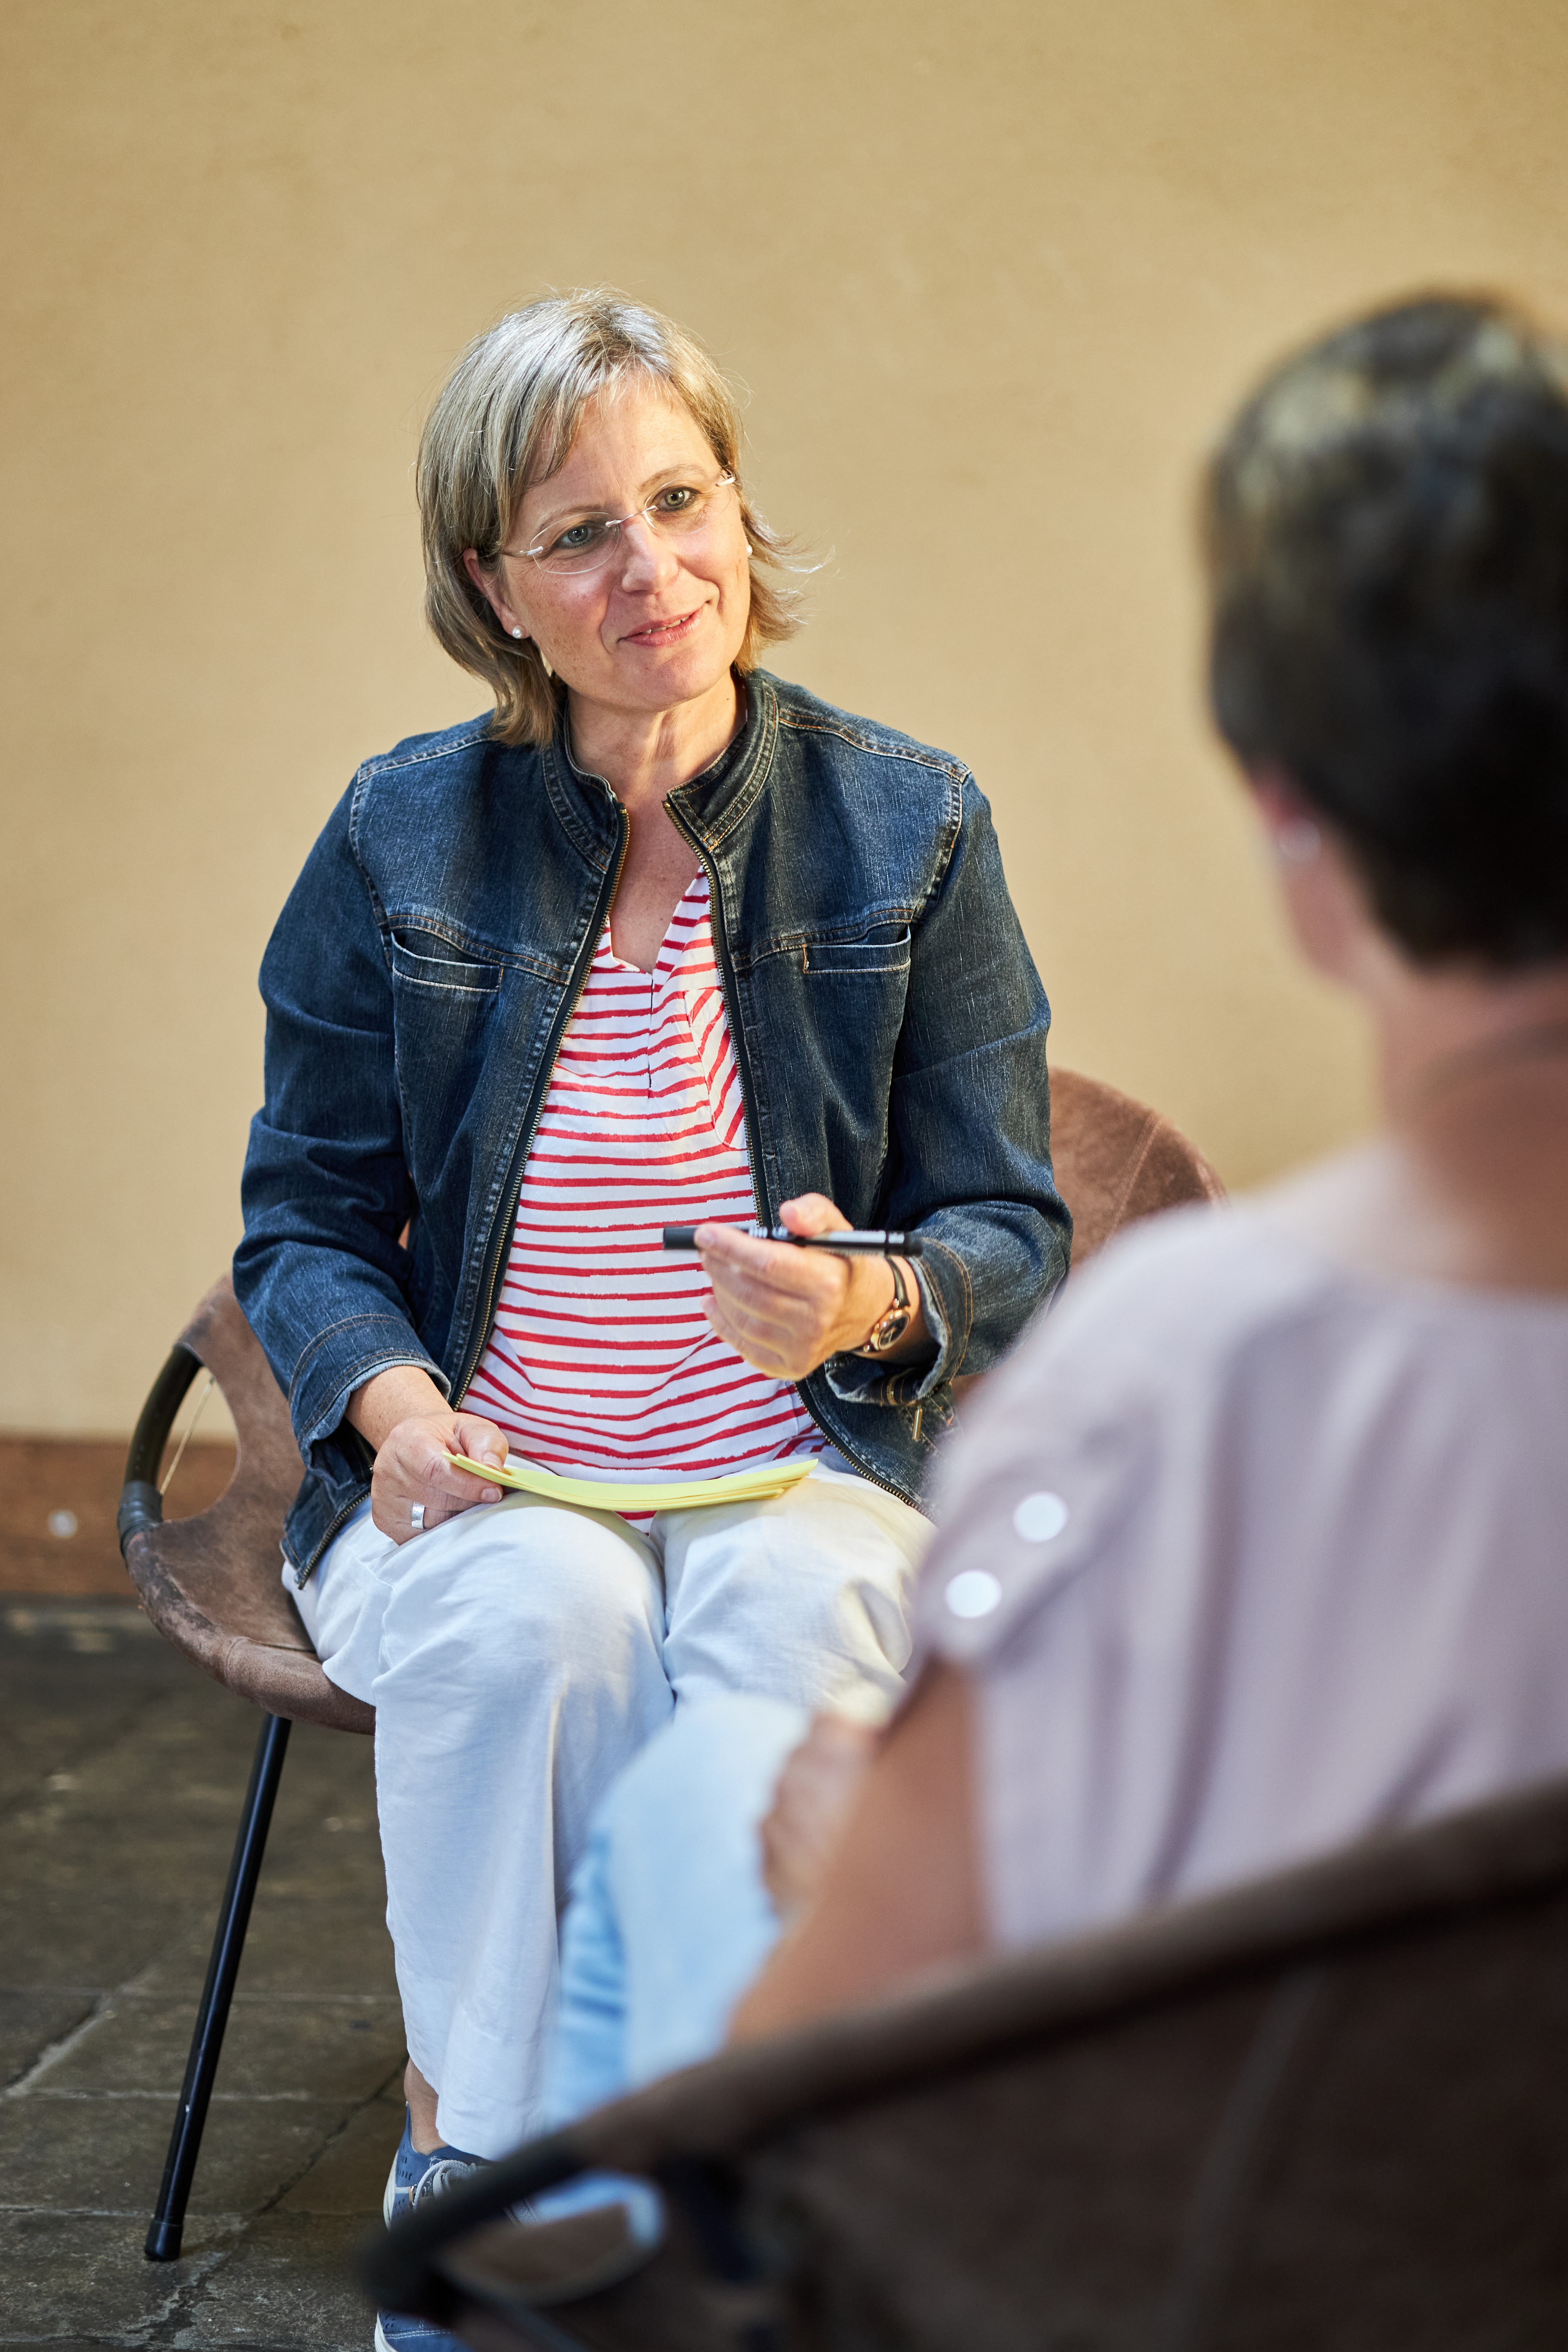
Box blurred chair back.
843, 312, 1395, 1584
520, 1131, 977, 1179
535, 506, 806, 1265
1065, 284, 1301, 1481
368, 1771, 1568, 2351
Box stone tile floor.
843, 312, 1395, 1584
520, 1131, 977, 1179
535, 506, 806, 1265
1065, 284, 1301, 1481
0, 1600, 400, 2351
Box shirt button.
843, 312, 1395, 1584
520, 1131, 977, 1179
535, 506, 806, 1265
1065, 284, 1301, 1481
1013, 1491, 1069, 1544
945, 1569, 1003, 1619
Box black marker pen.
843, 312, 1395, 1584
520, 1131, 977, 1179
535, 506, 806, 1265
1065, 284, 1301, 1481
662, 1225, 923, 1257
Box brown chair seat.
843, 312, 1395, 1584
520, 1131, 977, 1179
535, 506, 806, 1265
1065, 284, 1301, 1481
120, 1275, 372, 1735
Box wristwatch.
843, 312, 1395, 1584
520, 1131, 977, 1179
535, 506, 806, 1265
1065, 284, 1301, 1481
857, 1255, 915, 1356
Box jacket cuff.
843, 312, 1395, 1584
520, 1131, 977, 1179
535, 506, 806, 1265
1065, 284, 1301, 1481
823, 1260, 953, 1408
290, 1313, 451, 1458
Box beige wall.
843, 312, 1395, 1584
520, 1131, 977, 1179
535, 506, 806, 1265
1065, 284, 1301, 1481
6, 0, 1568, 1434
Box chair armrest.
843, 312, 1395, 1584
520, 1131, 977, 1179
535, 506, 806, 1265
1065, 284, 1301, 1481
118, 1341, 204, 1552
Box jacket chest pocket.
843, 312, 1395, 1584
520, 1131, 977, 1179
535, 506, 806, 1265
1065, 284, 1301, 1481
390, 932, 504, 994
389, 931, 508, 1179
801, 927, 912, 975
771, 928, 914, 1177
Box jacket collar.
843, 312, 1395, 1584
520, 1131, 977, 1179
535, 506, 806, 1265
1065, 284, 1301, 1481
537, 672, 779, 860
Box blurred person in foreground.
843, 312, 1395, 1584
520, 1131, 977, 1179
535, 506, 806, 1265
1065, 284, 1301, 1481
533, 291, 1568, 2129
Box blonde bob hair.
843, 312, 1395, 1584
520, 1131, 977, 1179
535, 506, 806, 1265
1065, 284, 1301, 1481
417, 290, 803, 747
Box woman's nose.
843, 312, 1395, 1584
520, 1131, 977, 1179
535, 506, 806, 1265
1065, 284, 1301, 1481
613, 516, 679, 588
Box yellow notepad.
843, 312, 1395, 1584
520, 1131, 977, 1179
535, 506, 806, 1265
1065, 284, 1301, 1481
445, 1452, 816, 1514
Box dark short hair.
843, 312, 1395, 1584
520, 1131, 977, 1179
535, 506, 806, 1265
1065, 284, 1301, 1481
1204, 293, 1568, 967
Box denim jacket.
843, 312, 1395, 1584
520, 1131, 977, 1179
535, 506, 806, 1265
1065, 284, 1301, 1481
236, 671, 1070, 1575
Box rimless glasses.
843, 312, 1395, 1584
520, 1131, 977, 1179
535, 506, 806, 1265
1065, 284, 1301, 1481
505, 471, 738, 578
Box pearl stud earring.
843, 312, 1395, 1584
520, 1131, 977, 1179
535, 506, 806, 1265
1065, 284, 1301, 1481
510, 627, 524, 639
1274, 819, 1322, 866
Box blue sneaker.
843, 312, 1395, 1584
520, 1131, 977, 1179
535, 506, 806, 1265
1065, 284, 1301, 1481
375, 2109, 484, 2352
374, 2315, 463, 2352
382, 2106, 483, 2225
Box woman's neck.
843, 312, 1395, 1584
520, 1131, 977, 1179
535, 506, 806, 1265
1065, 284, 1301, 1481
1267, 958, 1568, 1292
1376, 954, 1568, 1126
566, 672, 744, 814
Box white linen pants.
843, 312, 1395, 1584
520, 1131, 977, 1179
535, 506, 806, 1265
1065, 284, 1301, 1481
286, 1465, 926, 2156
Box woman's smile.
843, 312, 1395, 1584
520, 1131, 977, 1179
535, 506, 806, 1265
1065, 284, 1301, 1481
619, 604, 707, 649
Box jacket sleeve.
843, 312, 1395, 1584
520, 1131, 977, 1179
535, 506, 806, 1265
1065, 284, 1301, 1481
824, 775, 1071, 1409
233, 782, 446, 1472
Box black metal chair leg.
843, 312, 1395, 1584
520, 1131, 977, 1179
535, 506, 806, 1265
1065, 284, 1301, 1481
145, 1711, 292, 2261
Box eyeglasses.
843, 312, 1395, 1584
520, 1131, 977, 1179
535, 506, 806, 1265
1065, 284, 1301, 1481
506, 471, 737, 578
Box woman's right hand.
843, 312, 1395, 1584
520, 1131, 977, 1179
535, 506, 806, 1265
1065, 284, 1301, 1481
347, 1365, 511, 1544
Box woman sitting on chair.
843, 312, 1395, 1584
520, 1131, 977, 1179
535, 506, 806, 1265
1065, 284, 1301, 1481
233, 290, 1068, 2247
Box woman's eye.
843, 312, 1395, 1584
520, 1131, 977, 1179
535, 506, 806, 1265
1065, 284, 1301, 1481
654, 485, 698, 514
553, 519, 607, 554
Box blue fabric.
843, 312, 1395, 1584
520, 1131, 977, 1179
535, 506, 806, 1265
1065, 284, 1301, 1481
542, 1694, 809, 2127
236, 670, 1070, 1576
383, 2108, 482, 2221
375, 2314, 461, 2352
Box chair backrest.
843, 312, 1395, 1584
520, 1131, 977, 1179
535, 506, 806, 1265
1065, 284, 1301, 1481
1050, 1066, 1225, 1265
120, 1276, 372, 1733
369, 1771, 1568, 2350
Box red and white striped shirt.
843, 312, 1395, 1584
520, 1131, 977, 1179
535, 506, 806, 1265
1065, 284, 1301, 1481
460, 872, 823, 1510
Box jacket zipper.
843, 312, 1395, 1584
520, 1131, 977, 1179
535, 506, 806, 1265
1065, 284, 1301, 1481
446, 800, 632, 1413
666, 806, 920, 1513
295, 804, 631, 1585
296, 1481, 374, 1586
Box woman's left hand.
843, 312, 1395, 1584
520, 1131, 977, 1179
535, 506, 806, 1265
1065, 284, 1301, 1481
697, 1194, 923, 1379
760, 1712, 882, 1919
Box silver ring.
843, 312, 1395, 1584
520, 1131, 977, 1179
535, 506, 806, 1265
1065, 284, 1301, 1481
409, 1503, 425, 1532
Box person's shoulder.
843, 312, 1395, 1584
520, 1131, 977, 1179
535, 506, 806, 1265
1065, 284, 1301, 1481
760, 671, 970, 787
1064, 1201, 1327, 1334
989, 1202, 1342, 1429
919, 1206, 1348, 1662
360, 710, 504, 783
347, 715, 538, 844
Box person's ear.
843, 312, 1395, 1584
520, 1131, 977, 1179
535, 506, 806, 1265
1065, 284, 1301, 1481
1251, 770, 1322, 865
462, 548, 528, 642
1247, 767, 1370, 986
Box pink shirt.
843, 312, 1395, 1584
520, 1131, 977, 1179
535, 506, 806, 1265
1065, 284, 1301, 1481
917, 1206, 1568, 1947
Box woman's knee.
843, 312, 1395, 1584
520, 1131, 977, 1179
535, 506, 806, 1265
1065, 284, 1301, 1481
663, 1483, 921, 1713
377, 1502, 662, 1702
